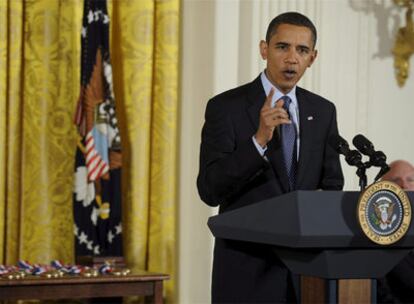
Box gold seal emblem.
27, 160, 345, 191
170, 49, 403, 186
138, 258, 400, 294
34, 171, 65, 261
357, 180, 412, 245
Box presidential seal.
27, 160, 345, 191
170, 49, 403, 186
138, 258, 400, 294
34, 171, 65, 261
357, 180, 412, 245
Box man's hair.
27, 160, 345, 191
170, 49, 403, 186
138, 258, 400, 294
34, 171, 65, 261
266, 12, 317, 48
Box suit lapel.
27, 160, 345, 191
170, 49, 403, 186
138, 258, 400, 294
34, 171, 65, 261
296, 87, 316, 186
246, 76, 290, 193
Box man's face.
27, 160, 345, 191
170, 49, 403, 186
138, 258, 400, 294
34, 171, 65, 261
260, 23, 317, 94
383, 162, 414, 191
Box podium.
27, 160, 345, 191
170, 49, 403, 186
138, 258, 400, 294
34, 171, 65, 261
208, 191, 414, 303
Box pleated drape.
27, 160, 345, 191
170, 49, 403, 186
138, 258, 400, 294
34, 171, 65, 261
111, 1, 179, 300
0, 0, 82, 265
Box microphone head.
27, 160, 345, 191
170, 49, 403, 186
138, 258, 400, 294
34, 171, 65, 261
372, 150, 387, 167
329, 134, 350, 155
345, 150, 363, 167
353, 134, 375, 156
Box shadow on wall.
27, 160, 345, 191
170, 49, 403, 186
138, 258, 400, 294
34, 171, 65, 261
349, 0, 402, 59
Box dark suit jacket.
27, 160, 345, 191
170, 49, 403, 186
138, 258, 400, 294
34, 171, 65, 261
197, 75, 344, 303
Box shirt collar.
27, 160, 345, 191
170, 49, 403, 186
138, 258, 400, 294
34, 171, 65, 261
260, 70, 297, 108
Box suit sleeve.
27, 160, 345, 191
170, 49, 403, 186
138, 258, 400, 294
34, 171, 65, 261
197, 98, 268, 207
319, 105, 344, 190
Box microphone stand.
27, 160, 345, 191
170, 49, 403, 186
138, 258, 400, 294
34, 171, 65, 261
356, 162, 390, 190
356, 161, 371, 191
356, 167, 367, 191
374, 165, 390, 183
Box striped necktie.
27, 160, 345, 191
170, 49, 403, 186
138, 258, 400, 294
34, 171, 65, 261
280, 96, 297, 190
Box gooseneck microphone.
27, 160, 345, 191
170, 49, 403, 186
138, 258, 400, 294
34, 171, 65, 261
352, 134, 390, 181
352, 134, 375, 156
352, 134, 387, 167
329, 134, 367, 190
330, 134, 391, 190
329, 134, 363, 168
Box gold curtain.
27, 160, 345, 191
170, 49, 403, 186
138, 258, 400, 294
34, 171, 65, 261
0, 0, 179, 302
111, 0, 179, 301
0, 0, 82, 265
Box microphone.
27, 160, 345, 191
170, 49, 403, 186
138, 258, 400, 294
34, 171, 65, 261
352, 134, 374, 156
329, 134, 363, 168
352, 134, 390, 181
352, 134, 387, 167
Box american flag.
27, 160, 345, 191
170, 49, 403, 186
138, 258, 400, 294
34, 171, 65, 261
73, 0, 122, 257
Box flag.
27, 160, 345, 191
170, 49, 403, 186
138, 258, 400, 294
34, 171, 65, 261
73, 0, 122, 256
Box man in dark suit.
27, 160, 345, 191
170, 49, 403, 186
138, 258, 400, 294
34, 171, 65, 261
197, 12, 344, 303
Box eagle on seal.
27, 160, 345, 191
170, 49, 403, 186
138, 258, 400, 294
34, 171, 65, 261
373, 196, 397, 230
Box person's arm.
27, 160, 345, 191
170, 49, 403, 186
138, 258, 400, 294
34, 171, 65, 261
197, 89, 291, 207
319, 105, 344, 190
197, 97, 267, 207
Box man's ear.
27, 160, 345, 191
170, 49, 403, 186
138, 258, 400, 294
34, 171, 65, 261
259, 40, 268, 60
308, 49, 318, 67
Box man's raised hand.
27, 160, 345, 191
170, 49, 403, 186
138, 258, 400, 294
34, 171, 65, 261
254, 88, 291, 147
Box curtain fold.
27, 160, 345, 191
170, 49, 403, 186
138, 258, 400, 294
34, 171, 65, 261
111, 0, 179, 300
0, 0, 179, 302
148, 0, 179, 299
20, 0, 81, 263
